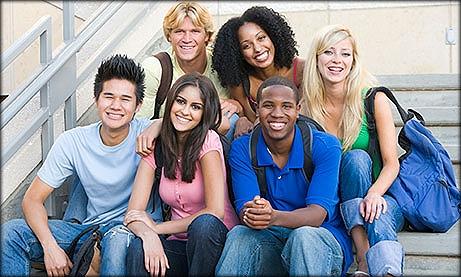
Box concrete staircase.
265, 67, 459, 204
369, 74, 460, 276
3, 3, 459, 276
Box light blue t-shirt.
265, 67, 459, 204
38, 118, 151, 225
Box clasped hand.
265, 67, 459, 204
242, 195, 274, 229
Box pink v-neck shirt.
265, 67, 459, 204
143, 130, 239, 240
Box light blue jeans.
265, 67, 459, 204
339, 149, 405, 276
215, 225, 344, 276
1, 178, 162, 276
0, 219, 132, 276
225, 112, 239, 141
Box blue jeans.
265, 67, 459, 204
224, 112, 239, 142
1, 219, 130, 276
126, 214, 229, 276
339, 149, 405, 276
216, 225, 344, 276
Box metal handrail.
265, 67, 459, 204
1, 2, 124, 129
0, 2, 128, 169
1, 16, 52, 71
1, 1, 161, 217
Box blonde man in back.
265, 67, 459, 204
136, 1, 242, 141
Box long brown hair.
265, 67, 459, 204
160, 72, 222, 182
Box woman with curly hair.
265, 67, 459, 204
212, 6, 304, 137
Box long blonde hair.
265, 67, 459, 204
163, 2, 214, 43
301, 24, 378, 151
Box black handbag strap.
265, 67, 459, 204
152, 52, 173, 120
66, 225, 100, 258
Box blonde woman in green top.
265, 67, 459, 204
301, 24, 405, 276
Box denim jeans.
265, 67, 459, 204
1, 219, 130, 276
225, 112, 239, 142
215, 225, 344, 276
126, 213, 229, 276
339, 149, 405, 276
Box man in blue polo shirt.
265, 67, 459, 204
215, 76, 353, 276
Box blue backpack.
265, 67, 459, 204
365, 86, 460, 232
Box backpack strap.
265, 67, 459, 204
151, 138, 171, 221
249, 116, 318, 198
296, 116, 316, 182
68, 228, 102, 277
152, 52, 173, 120
219, 134, 235, 207
364, 87, 384, 182
249, 125, 268, 198
365, 86, 410, 123
364, 86, 419, 180
66, 224, 101, 258
242, 75, 258, 112
242, 74, 251, 98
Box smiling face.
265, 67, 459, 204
257, 85, 300, 143
238, 22, 275, 69
170, 85, 204, 137
317, 37, 354, 87
96, 78, 140, 141
169, 16, 209, 64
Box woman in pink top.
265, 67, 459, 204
124, 72, 239, 276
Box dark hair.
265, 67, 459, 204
93, 54, 145, 105
256, 76, 300, 104
160, 72, 222, 182
212, 6, 298, 88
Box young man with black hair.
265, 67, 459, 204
1, 54, 161, 276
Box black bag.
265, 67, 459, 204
67, 224, 102, 277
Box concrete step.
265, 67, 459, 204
398, 221, 460, 257
348, 256, 460, 276
391, 89, 460, 126
401, 220, 460, 275
404, 256, 460, 276
347, 222, 460, 275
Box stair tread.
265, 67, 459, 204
398, 221, 460, 256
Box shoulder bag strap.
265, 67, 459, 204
296, 120, 314, 183
249, 126, 267, 198
66, 225, 100, 258
152, 52, 173, 120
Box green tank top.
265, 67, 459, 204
349, 88, 382, 180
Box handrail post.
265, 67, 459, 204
39, 20, 53, 162
63, 1, 77, 131
40, 21, 56, 217
63, 1, 75, 43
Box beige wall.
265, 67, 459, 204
205, 1, 459, 75
2, 1, 458, 97
1, 1, 85, 97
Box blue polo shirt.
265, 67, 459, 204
229, 125, 352, 275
